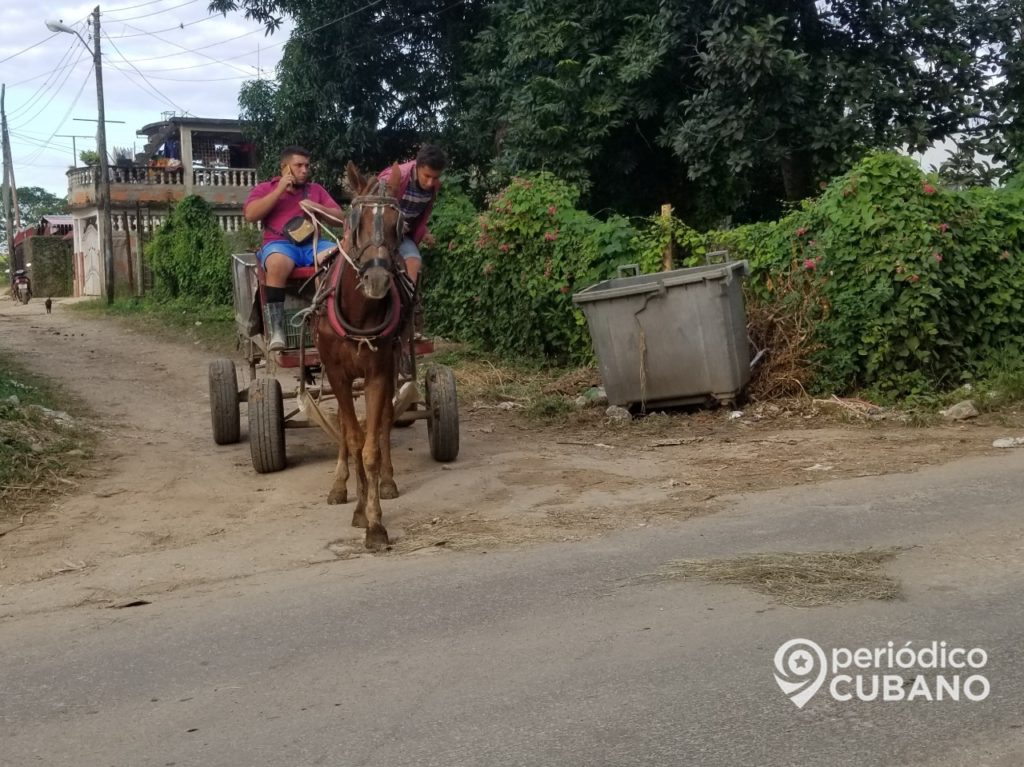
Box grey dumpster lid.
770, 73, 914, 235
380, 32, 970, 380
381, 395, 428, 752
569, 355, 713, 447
572, 260, 748, 305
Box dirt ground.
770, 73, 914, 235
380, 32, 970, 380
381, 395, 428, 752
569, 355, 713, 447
2, 295, 1022, 620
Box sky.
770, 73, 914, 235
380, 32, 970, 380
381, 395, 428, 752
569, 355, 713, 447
0, 0, 293, 199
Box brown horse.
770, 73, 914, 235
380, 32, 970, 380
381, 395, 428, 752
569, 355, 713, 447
311, 161, 407, 550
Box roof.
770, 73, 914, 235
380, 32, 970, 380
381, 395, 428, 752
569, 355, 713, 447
137, 116, 243, 137
42, 215, 73, 226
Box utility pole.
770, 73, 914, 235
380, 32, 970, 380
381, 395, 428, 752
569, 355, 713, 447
57, 134, 96, 167
92, 6, 115, 304
1, 84, 18, 273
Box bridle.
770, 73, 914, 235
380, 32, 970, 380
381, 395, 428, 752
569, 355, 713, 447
346, 179, 404, 282
296, 179, 406, 345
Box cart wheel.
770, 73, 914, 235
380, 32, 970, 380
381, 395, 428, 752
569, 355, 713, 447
208, 359, 240, 445
248, 378, 286, 473
426, 365, 459, 462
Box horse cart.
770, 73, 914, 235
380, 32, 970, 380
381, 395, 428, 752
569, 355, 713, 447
206, 250, 460, 473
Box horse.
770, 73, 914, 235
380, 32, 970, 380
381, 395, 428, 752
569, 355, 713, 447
306, 161, 408, 550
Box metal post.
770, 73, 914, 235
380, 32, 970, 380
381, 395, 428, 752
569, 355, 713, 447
93, 6, 115, 304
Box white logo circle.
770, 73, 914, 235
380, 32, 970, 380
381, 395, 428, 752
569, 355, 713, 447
774, 638, 828, 708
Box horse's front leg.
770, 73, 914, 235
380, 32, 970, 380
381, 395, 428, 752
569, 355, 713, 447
361, 375, 391, 549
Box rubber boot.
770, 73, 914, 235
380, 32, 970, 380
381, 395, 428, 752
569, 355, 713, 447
265, 301, 288, 352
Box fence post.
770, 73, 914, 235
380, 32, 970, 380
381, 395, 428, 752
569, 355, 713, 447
660, 203, 675, 272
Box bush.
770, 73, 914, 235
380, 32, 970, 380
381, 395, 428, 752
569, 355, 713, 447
707, 152, 1024, 397
423, 174, 639, 364
145, 196, 231, 304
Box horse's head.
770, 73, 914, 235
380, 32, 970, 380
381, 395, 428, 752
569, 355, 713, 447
344, 161, 403, 301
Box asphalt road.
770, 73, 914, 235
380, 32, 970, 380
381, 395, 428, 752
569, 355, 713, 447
3, 451, 1023, 766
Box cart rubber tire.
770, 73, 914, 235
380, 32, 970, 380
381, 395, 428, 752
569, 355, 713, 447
248, 378, 286, 473
426, 365, 459, 462
208, 359, 241, 444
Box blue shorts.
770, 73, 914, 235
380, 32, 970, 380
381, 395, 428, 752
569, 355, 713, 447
258, 239, 336, 268
399, 238, 422, 263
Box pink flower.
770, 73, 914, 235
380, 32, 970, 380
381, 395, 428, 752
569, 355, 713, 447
938, 223, 950, 233
483, 263, 495, 276
560, 285, 571, 294
908, 274, 920, 283
548, 206, 558, 216
544, 230, 558, 242
934, 252, 943, 262
544, 267, 552, 278
1001, 250, 1011, 261
498, 243, 510, 253
803, 259, 816, 270
808, 240, 817, 247
448, 241, 456, 251
922, 183, 937, 195
795, 227, 807, 237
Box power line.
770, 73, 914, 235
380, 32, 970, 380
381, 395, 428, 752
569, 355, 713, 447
101, 31, 190, 114
100, 0, 185, 13
0, 33, 59, 65
103, 0, 201, 23
124, 0, 388, 65
9, 45, 91, 131
6, 40, 82, 119
111, 23, 263, 78
106, 13, 220, 39
20, 68, 94, 166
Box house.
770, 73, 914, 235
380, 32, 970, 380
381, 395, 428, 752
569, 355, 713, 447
66, 114, 258, 297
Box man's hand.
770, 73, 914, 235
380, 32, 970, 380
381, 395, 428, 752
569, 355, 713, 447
277, 172, 296, 194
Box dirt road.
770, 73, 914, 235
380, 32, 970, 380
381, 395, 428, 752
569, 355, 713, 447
1, 296, 1017, 620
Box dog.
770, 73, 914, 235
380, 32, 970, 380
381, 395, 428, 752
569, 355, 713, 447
44, 298, 52, 314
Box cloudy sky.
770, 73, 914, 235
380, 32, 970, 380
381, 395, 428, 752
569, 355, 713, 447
1, 0, 293, 198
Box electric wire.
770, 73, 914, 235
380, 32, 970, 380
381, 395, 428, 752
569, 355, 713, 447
5, 39, 82, 120
109, 22, 263, 77
20, 67, 94, 166
101, 32, 190, 114
9, 44, 90, 130
102, 0, 201, 23
99, 0, 188, 14
106, 13, 220, 39
123, 0, 388, 65
0, 33, 59, 65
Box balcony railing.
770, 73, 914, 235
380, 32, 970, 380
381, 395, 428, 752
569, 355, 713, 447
67, 164, 257, 189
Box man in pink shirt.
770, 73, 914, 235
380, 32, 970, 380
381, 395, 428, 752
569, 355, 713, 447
244, 145, 342, 351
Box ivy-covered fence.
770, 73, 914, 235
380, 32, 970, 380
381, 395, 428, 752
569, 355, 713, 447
23, 237, 73, 297
423, 155, 1024, 396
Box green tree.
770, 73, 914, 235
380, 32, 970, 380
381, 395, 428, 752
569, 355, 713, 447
0, 186, 71, 257
211, 0, 488, 189
665, 0, 1001, 210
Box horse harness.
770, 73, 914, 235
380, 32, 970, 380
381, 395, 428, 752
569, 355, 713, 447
300, 181, 414, 347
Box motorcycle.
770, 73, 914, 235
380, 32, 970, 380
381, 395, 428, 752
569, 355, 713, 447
12, 277, 31, 304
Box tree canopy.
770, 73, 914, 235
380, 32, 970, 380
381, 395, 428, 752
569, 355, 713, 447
0, 186, 70, 257
210, 0, 1023, 221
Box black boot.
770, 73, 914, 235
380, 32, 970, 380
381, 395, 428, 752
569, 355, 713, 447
265, 301, 288, 352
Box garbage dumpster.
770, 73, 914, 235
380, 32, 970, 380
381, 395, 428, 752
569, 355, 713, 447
572, 261, 751, 408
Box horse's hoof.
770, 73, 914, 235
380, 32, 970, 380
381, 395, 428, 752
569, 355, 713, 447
351, 509, 368, 529
327, 489, 347, 505
364, 525, 390, 550
379, 479, 399, 500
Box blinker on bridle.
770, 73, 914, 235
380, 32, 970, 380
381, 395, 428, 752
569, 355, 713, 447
348, 180, 404, 278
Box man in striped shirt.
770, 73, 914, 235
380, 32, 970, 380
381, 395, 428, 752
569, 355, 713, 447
377, 144, 447, 286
